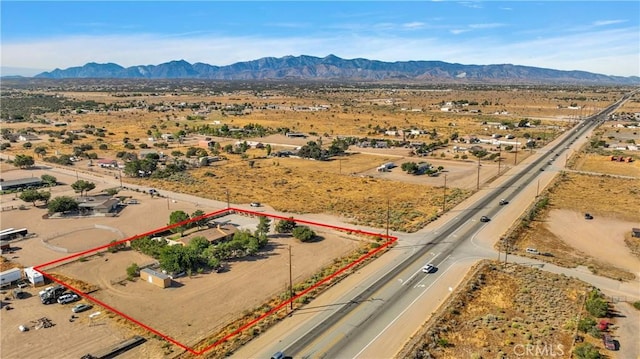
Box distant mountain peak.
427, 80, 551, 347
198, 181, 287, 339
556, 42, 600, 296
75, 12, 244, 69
34, 55, 639, 85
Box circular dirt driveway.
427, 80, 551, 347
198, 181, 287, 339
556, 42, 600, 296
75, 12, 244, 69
45, 225, 125, 253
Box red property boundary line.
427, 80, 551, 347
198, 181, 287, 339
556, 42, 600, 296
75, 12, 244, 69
34, 207, 398, 356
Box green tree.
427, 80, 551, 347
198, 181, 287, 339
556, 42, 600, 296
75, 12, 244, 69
573, 343, 601, 359
188, 236, 210, 252
275, 217, 297, 233
292, 226, 316, 242
19, 189, 43, 206
105, 188, 119, 196
38, 190, 51, 205
191, 209, 206, 229
169, 210, 190, 236
126, 263, 140, 280
71, 180, 96, 197
124, 158, 157, 177
47, 196, 79, 214
159, 245, 185, 274
34, 146, 47, 158
401, 161, 419, 174
265, 143, 272, 156
255, 216, 271, 239
13, 154, 35, 168
41, 174, 57, 186
585, 289, 608, 317
578, 317, 596, 333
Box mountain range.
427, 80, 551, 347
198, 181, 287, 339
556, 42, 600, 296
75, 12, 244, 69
34, 55, 639, 85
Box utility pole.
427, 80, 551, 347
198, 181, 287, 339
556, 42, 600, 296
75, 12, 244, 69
289, 245, 293, 311
504, 237, 509, 266
536, 178, 540, 197
118, 168, 123, 188
442, 174, 447, 212
226, 189, 230, 209
514, 138, 518, 165
497, 145, 502, 175
386, 198, 390, 238
476, 158, 481, 190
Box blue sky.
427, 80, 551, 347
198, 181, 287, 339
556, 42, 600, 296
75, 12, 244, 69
1, 1, 639, 77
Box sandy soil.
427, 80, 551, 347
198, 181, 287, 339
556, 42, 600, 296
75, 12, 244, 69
0, 286, 166, 359
1, 164, 363, 354
545, 209, 640, 277
47, 228, 360, 347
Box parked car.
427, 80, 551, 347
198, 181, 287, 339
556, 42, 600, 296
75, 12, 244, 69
526, 248, 539, 255
57, 293, 79, 304
499, 199, 509, 205
422, 264, 436, 273
72, 304, 93, 313
480, 216, 491, 223
250, 202, 261, 207
584, 213, 594, 220
603, 334, 616, 350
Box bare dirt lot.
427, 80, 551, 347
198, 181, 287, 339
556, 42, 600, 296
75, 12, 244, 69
44, 224, 361, 348
2, 85, 638, 358
0, 286, 167, 359
546, 209, 640, 277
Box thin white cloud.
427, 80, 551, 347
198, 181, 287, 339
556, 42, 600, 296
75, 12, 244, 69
468, 23, 505, 29
593, 19, 627, 26
2, 26, 638, 77
457, 2, 483, 9
266, 22, 311, 29
402, 22, 426, 29
450, 29, 470, 35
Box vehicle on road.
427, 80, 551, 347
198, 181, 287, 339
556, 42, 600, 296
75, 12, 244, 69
480, 216, 491, 223
72, 304, 92, 313
422, 264, 436, 273
584, 213, 594, 220
499, 199, 509, 205
250, 202, 261, 207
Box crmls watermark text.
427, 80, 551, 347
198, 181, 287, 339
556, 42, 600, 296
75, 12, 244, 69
513, 344, 565, 357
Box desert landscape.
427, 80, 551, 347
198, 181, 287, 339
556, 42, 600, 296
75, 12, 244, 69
2, 81, 639, 358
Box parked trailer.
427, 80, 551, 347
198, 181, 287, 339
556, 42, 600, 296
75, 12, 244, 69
0, 268, 23, 287
0, 228, 28, 241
